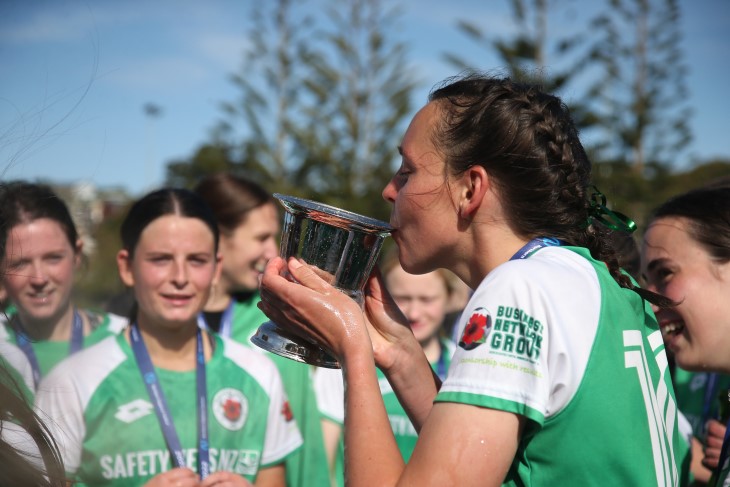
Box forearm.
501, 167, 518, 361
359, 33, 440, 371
380, 338, 440, 432
342, 351, 405, 487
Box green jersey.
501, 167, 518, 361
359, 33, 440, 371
202, 292, 330, 487
672, 368, 730, 441
0, 309, 126, 381
35, 333, 302, 486
438, 246, 690, 486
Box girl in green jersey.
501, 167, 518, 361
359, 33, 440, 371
0, 181, 124, 390
258, 73, 689, 486
642, 183, 730, 486
36, 189, 301, 486
195, 173, 330, 487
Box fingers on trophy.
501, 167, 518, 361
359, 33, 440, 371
251, 194, 392, 368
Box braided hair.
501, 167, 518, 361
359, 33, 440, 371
428, 73, 669, 306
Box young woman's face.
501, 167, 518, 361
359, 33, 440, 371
382, 102, 460, 274
2, 218, 81, 325
385, 264, 449, 344
641, 216, 730, 372
118, 215, 220, 329
218, 203, 279, 292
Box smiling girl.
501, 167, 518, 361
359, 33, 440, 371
35, 188, 301, 486
0, 181, 125, 394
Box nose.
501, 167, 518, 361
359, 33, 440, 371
29, 262, 49, 287
263, 237, 278, 261
382, 178, 396, 204
171, 261, 188, 288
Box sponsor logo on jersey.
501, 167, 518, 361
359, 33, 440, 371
458, 308, 492, 351
489, 305, 544, 363
115, 399, 155, 423
281, 401, 294, 422
213, 388, 248, 431
99, 448, 260, 479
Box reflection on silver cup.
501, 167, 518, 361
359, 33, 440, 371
251, 194, 392, 368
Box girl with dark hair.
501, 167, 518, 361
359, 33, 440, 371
1, 181, 67, 486
194, 173, 330, 487
258, 74, 689, 485
641, 184, 730, 485
0, 181, 126, 392
35, 188, 301, 486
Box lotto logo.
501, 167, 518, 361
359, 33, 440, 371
115, 399, 154, 423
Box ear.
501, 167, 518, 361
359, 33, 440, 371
211, 252, 223, 286
116, 249, 135, 287
73, 238, 84, 268
457, 165, 489, 219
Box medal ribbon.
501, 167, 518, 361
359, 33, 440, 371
129, 322, 210, 478
15, 308, 84, 387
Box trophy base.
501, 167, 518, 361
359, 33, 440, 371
251, 321, 341, 369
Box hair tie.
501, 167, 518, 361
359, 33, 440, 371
586, 187, 637, 233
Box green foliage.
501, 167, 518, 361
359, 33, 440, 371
586, 0, 692, 172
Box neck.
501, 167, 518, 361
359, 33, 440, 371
204, 283, 232, 312
421, 335, 442, 363
131, 315, 210, 371
456, 231, 531, 289
19, 304, 75, 342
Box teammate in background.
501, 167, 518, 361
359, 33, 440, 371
259, 73, 689, 485
0, 181, 126, 395
1, 181, 67, 486
35, 188, 301, 486
315, 249, 456, 486
641, 184, 730, 486
195, 173, 330, 487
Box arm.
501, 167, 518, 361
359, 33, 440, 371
259, 257, 523, 486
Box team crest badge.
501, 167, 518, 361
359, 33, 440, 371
458, 308, 492, 351
213, 388, 248, 431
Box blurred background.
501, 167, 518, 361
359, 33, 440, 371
2, 0, 728, 309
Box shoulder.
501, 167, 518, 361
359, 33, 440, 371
218, 336, 282, 389
82, 309, 129, 335
38, 335, 127, 407
0, 339, 34, 394
474, 247, 600, 310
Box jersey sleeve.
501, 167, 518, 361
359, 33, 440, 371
34, 362, 86, 474
436, 249, 600, 426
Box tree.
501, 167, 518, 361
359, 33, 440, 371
295, 0, 416, 220
586, 0, 692, 173
444, 0, 600, 132
166, 0, 316, 194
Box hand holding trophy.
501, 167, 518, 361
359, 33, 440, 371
251, 194, 391, 368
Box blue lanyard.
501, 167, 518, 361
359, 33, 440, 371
510, 237, 562, 261
197, 300, 235, 338
129, 322, 210, 478
702, 373, 720, 426
435, 341, 448, 381
15, 308, 84, 388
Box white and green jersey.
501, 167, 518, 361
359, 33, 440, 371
0, 338, 35, 403
0, 309, 127, 381
438, 246, 689, 486
35, 332, 302, 486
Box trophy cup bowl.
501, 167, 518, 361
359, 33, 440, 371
251, 194, 392, 368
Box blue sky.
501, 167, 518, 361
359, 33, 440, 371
1, 0, 728, 196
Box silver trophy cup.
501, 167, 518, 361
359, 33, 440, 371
251, 194, 392, 368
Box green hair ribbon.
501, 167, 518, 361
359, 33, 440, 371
586, 187, 637, 233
